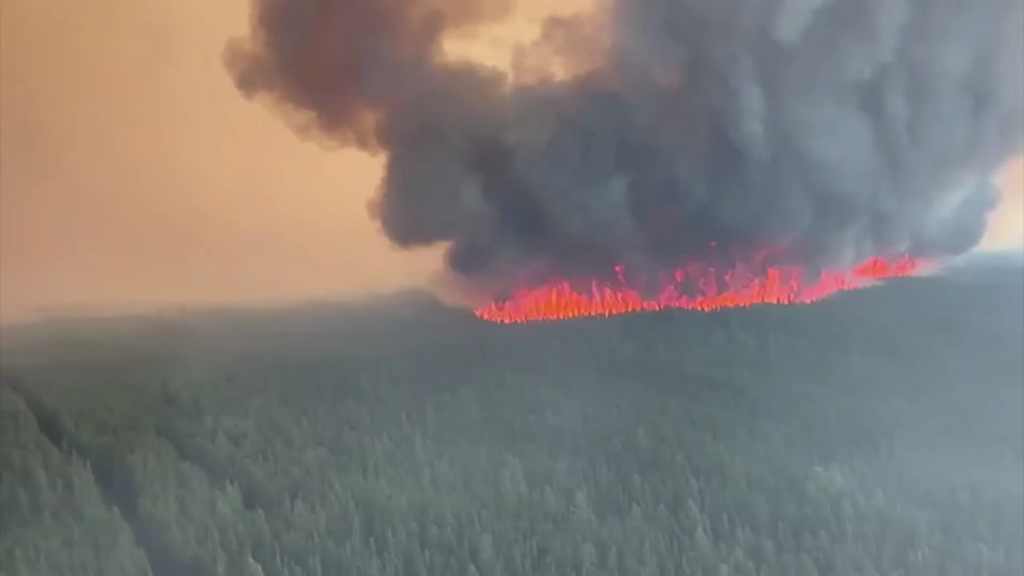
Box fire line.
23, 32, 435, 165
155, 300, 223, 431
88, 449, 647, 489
474, 255, 924, 323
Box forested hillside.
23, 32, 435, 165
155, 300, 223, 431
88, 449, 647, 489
2, 268, 1022, 576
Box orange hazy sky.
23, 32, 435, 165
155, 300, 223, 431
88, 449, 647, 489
0, 0, 1021, 324
0, 0, 447, 324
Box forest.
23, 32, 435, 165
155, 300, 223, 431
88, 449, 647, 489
1, 267, 1022, 576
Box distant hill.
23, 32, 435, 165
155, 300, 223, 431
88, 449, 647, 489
2, 262, 1021, 576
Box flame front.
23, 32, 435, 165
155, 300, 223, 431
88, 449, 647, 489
474, 255, 925, 323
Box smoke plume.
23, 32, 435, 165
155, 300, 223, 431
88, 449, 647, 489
226, 0, 1024, 289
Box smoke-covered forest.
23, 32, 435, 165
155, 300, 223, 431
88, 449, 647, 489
1, 265, 1022, 576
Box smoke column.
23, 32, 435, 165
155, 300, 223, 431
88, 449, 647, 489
226, 0, 1024, 293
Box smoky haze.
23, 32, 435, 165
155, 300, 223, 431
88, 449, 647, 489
0, 0, 445, 325
228, 0, 1024, 288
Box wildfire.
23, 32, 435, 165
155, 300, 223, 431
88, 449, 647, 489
474, 255, 925, 323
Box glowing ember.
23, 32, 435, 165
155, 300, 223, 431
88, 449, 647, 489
474, 255, 925, 323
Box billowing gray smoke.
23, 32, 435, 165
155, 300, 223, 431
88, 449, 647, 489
226, 0, 1024, 286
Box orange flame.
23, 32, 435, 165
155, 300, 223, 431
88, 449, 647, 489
473, 255, 925, 323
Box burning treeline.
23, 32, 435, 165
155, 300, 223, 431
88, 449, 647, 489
226, 0, 1024, 322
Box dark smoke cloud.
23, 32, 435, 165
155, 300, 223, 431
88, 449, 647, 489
226, 0, 1024, 286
